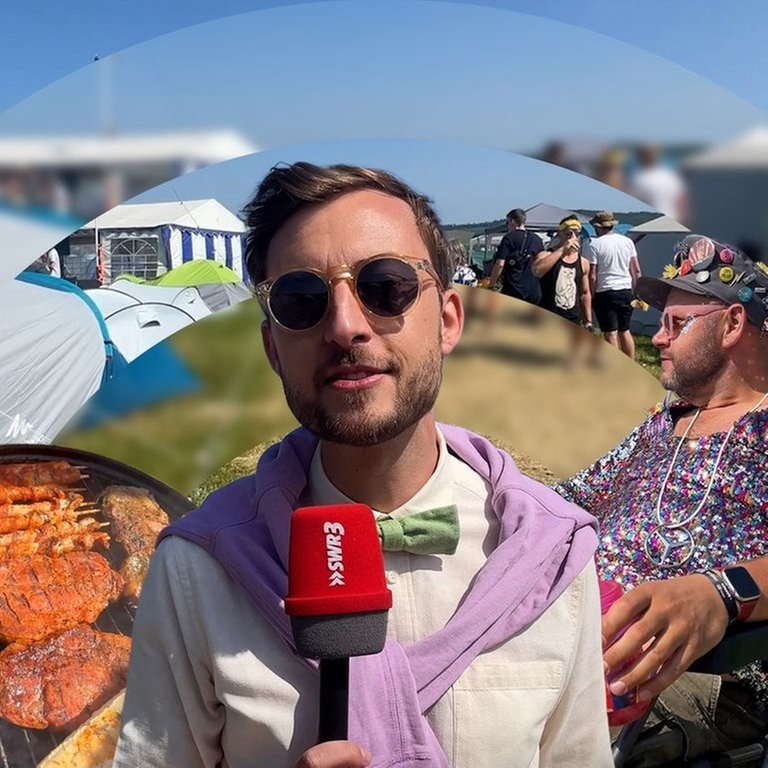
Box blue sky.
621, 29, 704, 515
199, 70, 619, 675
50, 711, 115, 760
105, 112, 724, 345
1, 0, 767, 224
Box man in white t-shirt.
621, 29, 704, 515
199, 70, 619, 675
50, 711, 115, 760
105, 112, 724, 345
587, 211, 642, 360
629, 145, 687, 223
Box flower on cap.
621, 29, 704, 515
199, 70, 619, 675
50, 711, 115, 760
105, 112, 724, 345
663, 264, 679, 278
630, 299, 649, 311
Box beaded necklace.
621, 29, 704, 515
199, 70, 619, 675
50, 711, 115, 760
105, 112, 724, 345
645, 390, 768, 568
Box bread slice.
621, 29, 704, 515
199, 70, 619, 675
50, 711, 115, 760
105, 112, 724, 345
36, 689, 124, 768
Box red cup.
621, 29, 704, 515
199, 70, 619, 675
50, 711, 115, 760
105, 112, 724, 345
600, 580, 651, 726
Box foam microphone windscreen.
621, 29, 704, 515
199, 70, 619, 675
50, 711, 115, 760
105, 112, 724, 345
285, 503, 393, 659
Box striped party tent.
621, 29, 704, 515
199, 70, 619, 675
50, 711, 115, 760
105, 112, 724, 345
63, 199, 247, 287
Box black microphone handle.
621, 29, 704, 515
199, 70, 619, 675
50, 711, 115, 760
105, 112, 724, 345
318, 657, 349, 742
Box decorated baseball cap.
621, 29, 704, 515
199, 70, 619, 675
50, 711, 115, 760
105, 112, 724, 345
635, 234, 768, 334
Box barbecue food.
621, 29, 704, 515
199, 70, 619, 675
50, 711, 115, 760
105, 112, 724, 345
37, 689, 125, 768
0, 552, 123, 643
0, 626, 130, 731
0, 461, 82, 487
0, 517, 109, 558
0, 484, 67, 504
0, 493, 87, 534
100, 485, 169, 601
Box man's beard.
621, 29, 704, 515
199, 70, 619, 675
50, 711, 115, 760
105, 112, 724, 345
663, 322, 725, 398
282, 343, 444, 447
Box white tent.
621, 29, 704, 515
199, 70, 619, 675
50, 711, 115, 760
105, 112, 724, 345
86, 279, 213, 363
66, 199, 247, 285
628, 215, 689, 235
0, 207, 81, 285
0, 274, 120, 444
682, 126, 768, 254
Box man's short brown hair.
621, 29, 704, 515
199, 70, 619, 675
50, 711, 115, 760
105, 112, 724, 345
242, 162, 452, 288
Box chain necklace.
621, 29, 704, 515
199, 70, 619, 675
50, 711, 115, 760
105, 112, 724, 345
645, 390, 768, 568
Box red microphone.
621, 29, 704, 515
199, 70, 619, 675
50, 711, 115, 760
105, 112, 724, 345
285, 504, 392, 742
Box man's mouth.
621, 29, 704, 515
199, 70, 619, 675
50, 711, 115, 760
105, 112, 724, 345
324, 365, 386, 384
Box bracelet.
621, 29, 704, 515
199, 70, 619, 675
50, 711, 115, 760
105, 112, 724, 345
700, 569, 739, 624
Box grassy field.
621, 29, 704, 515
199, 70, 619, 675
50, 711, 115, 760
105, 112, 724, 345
60, 291, 664, 496
634, 334, 661, 377
189, 319, 664, 497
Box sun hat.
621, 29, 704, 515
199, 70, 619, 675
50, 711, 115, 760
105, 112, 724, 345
635, 234, 768, 334
589, 211, 618, 228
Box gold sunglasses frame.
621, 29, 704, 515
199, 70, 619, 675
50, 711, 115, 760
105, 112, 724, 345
255, 253, 442, 332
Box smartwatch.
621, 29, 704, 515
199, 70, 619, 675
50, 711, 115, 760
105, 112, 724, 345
721, 566, 762, 623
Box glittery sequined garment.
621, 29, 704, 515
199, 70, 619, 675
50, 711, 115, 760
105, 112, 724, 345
554, 401, 768, 700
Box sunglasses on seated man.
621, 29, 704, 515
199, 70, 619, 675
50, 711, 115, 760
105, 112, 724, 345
659, 303, 729, 340
256, 253, 443, 332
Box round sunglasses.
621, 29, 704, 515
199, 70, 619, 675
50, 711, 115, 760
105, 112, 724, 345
255, 254, 442, 332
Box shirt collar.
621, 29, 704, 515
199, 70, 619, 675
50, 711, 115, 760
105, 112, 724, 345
307, 427, 454, 518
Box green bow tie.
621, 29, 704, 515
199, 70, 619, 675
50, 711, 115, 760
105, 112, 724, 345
376, 504, 460, 555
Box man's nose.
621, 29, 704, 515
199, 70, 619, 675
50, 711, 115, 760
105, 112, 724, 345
322, 280, 373, 346
651, 321, 669, 348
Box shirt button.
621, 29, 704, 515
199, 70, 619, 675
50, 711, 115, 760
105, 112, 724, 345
386, 571, 398, 585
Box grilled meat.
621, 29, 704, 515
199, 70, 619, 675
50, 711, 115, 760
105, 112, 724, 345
0, 493, 86, 534
0, 552, 123, 643
0, 461, 82, 487
100, 485, 169, 601
0, 484, 67, 504
37, 690, 125, 768
0, 625, 131, 730
0, 517, 109, 558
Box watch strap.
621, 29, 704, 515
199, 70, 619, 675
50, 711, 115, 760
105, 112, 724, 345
700, 569, 739, 625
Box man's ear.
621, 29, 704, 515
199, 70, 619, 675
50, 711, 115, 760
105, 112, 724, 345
722, 304, 749, 350
261, 319, 282, 376
440, 288, 464, 356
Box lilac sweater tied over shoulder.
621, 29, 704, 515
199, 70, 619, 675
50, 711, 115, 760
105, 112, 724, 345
160, 424, 599, 767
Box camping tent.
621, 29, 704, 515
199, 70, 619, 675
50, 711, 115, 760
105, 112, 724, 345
0, 273, 204, 443
65, 199, 247, 286
0, 273, 126, 444
86, 279, 214, 363
627, 215, 690, 334
682, 127, 768, 254
147, 259, 253, 312
468, 203, 588, 266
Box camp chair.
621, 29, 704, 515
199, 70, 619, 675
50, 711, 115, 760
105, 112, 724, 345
613, 620, 768, 768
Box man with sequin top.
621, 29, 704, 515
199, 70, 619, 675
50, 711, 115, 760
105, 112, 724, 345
555, 233, 768, 765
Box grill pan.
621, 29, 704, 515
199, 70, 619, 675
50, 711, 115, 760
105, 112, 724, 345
0, 444, 195, 768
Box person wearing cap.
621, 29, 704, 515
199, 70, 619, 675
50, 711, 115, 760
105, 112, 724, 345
531, 216, 598, 367
587, 211, 642, 360
554, 234, 768, 764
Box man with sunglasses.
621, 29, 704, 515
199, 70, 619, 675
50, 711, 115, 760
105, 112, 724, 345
113, 162, 612, 768
555, 234, 768, 765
